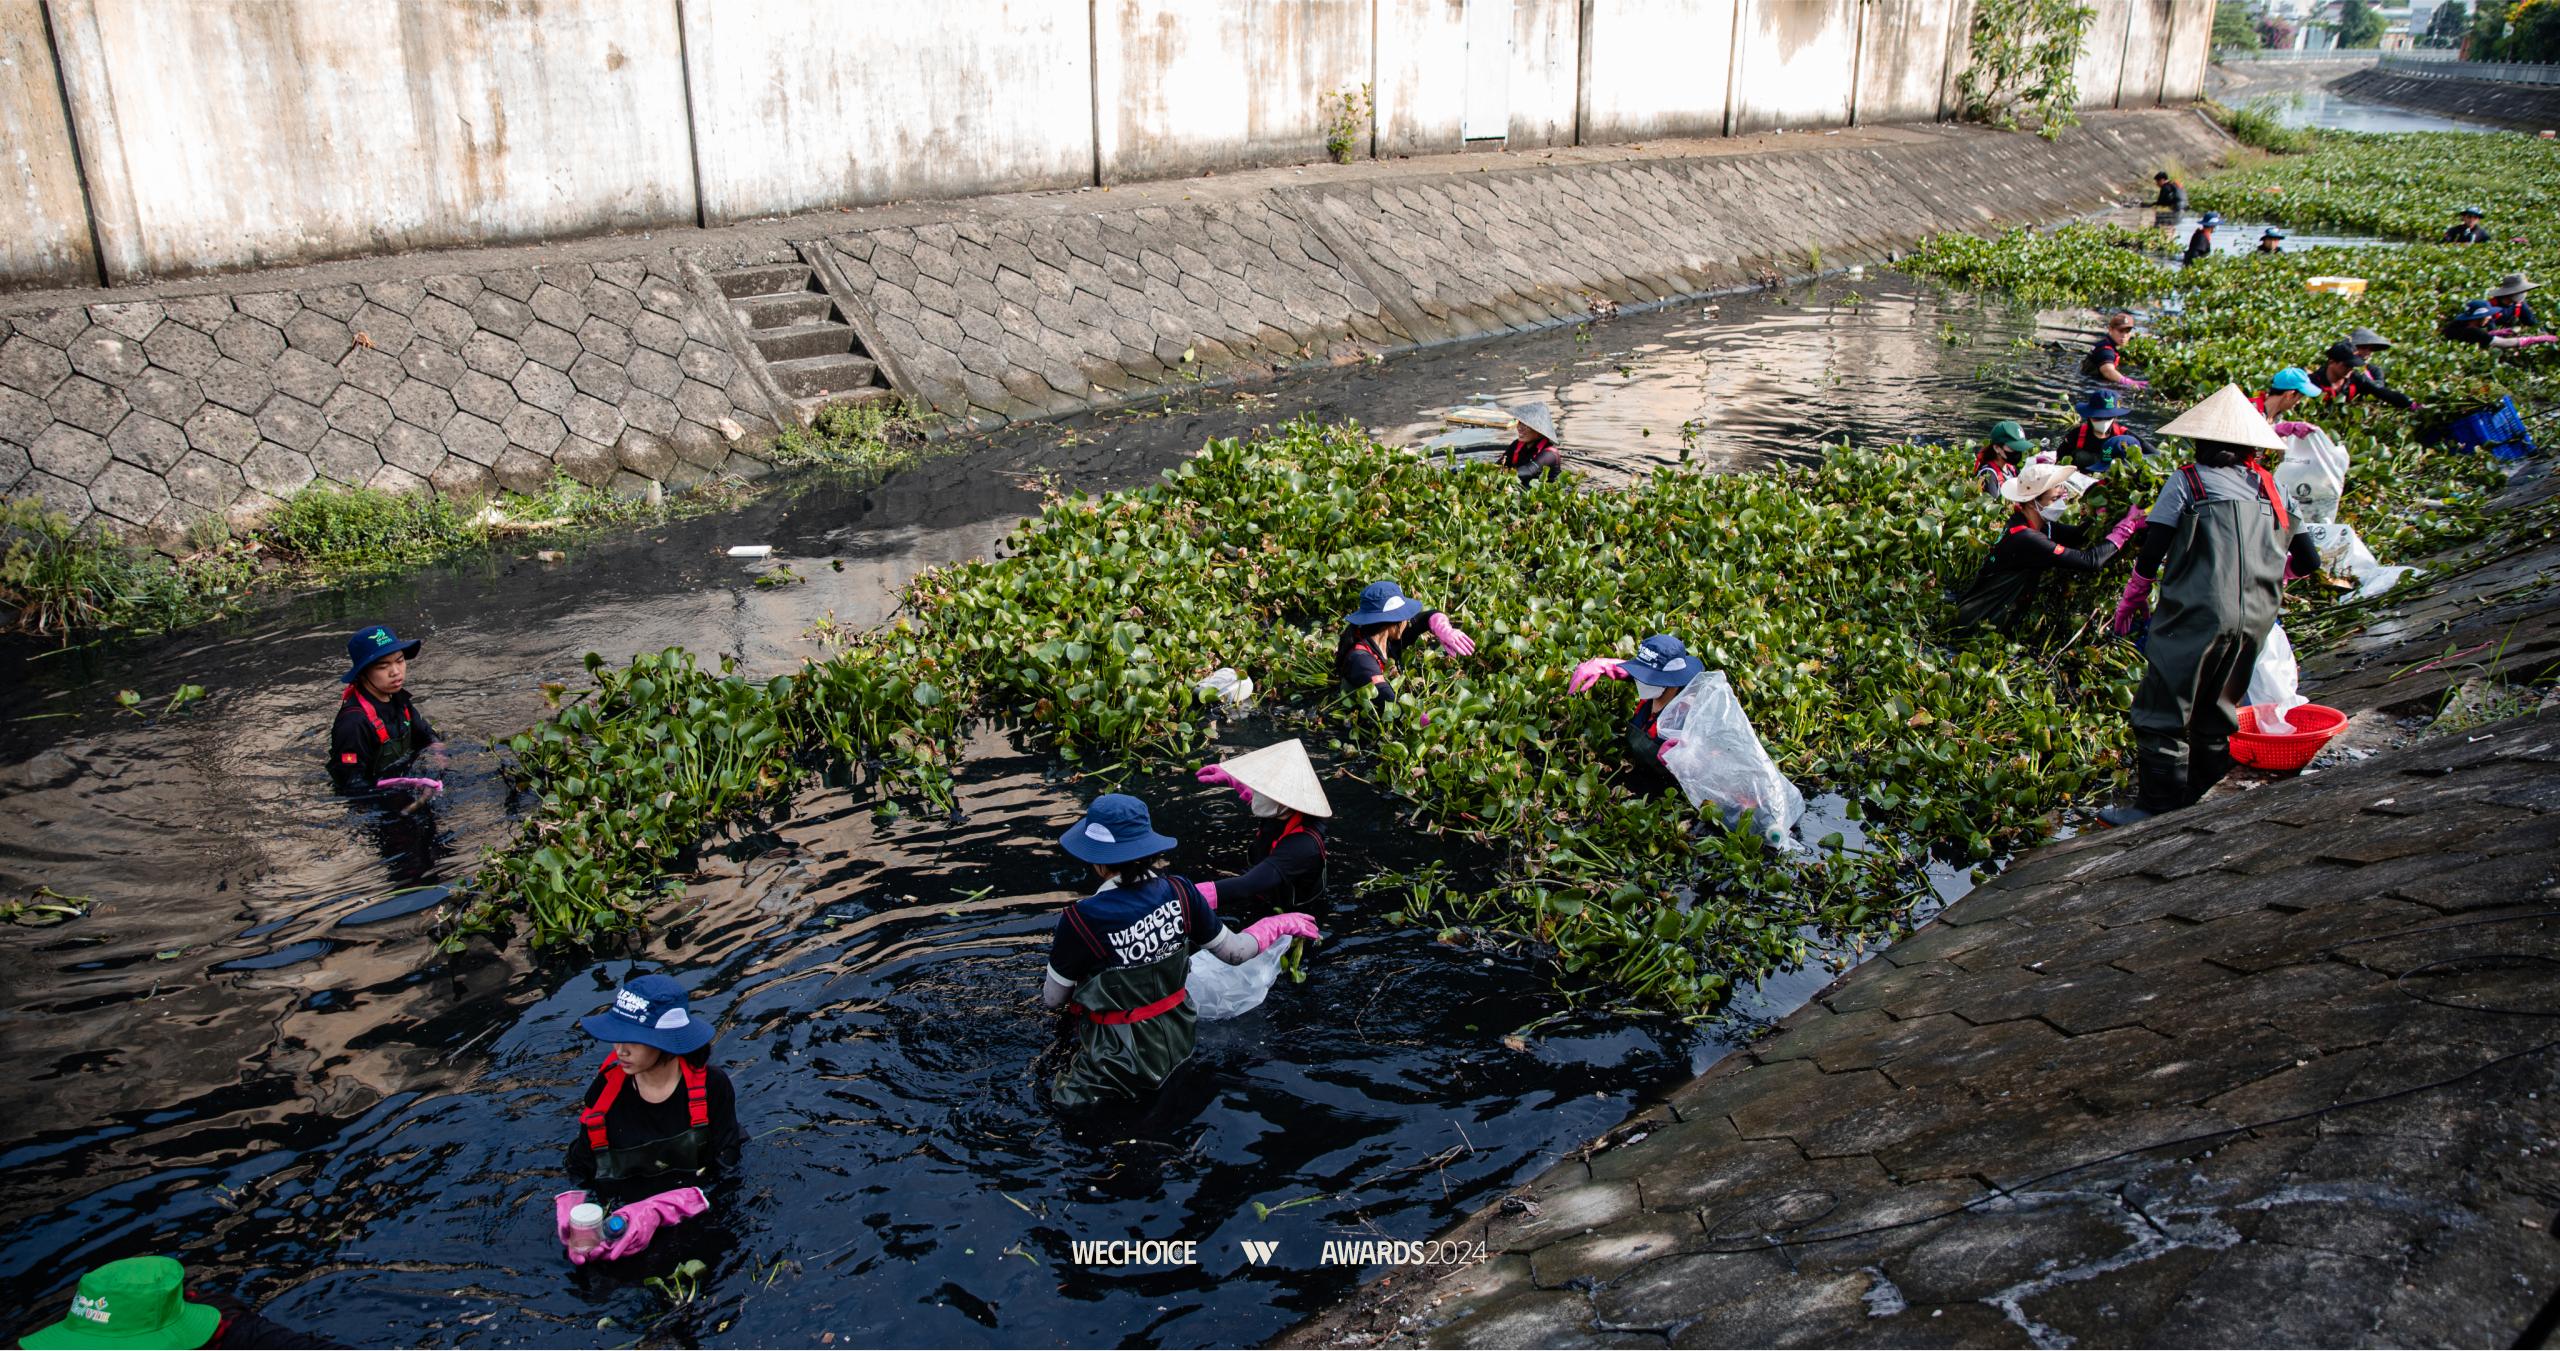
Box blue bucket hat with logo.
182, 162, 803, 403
1344, 580, 1425, 626
580, 973, 716, 1055
2075, 388, 2132, 420
1623, 635, 1705, 690
2197, 211, 2221, 227
339, 624, 422, 684
2269, 366, 2317, 396
1060, 793, 1179, 865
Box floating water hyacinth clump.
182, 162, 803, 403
465, 421, 2142, 1011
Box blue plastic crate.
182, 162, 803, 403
2446, 396, 2536, 460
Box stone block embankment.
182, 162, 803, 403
2333, 66, 2560, 131
0, 110, 2229, 546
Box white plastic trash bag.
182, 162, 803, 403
2273, 429, 2349, 524
1196, 667, 1256, 709
1655, 672, 1806, 847
2303, 522, 2418, 601
1187, 936, 1291, 1020
2246, 622, 2307, 735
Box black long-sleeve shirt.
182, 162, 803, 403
2183, 228, 2213, 265
1338, 611, 1446, 707
2308, 362, 2413, 410
2446, 224, 2491, 244
2155, 181, 2187, 210
1215, 815, 1326, 914
328, 689, 437, 798
563, 1062, 742, 1193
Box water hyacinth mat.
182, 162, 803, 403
466, 420, 2139, 1013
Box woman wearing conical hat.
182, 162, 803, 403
2099, 386, 2322, 827
1193, 739, 1332, 915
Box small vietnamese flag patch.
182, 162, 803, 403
341, 752, 358, 763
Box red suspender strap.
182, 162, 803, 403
1087, 985, 1191, 1025
1276, 811, 1324, 856
342, 686, 392, 744
682, 1056, 708, 1129
2249, 464, 2291, 533
580, 1055, 623, 1150
1356, 637, 1387, 675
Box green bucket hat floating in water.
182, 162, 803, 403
21, 1257, 222, 1349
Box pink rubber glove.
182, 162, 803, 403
1243, 913, 1320, 953
2106, 505, 2148, 549
2110, 573, 2154, 636
1198, 880, 1220, 910
377, 777, 443, 797
2270, 421, 2317, 438
1568, 658, 1627, 693
2119, 378, 2150, 390
1659, 738, 1680, 752
1195, 765, 1250, 804
556, 1187, 710, 1265
2523, 334, 2560, 347
1428, 612, 1475, 656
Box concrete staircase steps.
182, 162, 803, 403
710, 261, 895, 422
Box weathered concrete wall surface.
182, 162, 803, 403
0, 2, 94, 290
0, 108, 2227, 544
44, 0, 699, 284
0, 0, 2214, 292
682, 0, 1094, 226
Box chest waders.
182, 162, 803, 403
1053, 877, 1210, 1108
2128, 467, 2289, 813
344, 688, 418, 781
1951, 522, 2050, 635
579, 1054, 713, 1180
1267, 813, 1328, 909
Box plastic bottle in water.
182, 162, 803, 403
567, 1202, 605, 1251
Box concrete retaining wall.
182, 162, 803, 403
0, 0, 2217, 292
2331, 66, 2560, 131
0, 107, 2229, 547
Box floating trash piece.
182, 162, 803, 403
727, 545, 773, 557
533, 550, 565, 562
2304, 276, 2367, 296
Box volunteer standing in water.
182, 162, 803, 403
2101, 387, 2322, 826
1336, 580, 1476, 709
330, 625, 446, 807
1194, 739, 1332, 914
1040, 795, 1317, 1105
1501, 402, 1566, 487
1950, 462, 2148, 636
1567, 634, 1708, 793
564, 975, 744, 1192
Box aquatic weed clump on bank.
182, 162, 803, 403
1900, 224, 2178, 305
466, 420, 2138, 1011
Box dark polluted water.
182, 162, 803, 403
0, 271, 2302, 1346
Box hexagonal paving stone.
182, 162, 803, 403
577, 316, 636, 364
86, 301, 164, 341
527, 282, 587, 331
627, 348, 682, 397
676, 342, 733, 384
388, 379, 457, 430
460, 330, 526, 381
283, 310, 353, 362
553, 436, 616, 486
299, 284, 362, 320
444, 411, 507, 466
11, 307, 88, 345
412, 296, 476, 349
513, 362, 575, 413
340, 345, 407, 397
142, 324, 220, 380
452, 370, 518, 423
242, 443, 316, 497
377, 421, 445, 475
493, 445, 556, 494
311, 430, 384, 485
401, 342, 468, 388
123, 367, 204, 424
632, 310, 686, 356
0, 386, 45, 447
214, 314, 285, 365
369, 462, 434, 497
321, 384, 395, 440
0, 335, 72, 398
567, 352, 628, 402
30, 422, 111, 483
431, 456, 496, 501
346, 303, 415, 357
471, 292, 535, 336
107, 414, 189, 473
562, 393, 624, 445
48, 376, 127, 434
271, 348, 344, 406
199, 359, 274, 415
362, 280, 426, 316
621, 388, 678, 436
518, 322, 583, 371
503, 404, 567, 454
66, 325, 151, 383
184, 405, 262, 464
18, 469, 92, 525
166, 450, 244, 509
254, 395, 328, 452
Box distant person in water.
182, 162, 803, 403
2182, 212, 2218, 266
2255, 228, 2286, 255
565, 975, 743, 1195
329, 625, 445, 810
15, 1255, 343, 1349
2445, 206, 2490, 245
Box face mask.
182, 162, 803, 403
1250, 794, 1285, 818
2041, 496, 2074, 520
1635, 682, 1673, 700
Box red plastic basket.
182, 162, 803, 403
2230, 703, 2348, 772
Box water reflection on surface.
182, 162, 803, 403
1, 274, 2124, 1345
2273, 85, 2504, 135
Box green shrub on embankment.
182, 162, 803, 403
466, 420, 2141, 1012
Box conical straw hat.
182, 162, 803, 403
2156, 383, 2286, 453
1217, 739, 1332, 817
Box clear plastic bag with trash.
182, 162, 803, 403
2246, 621, 2308, 735
1187, 936, 1292, 1020
1654, 671, 1806, 847
1196, 667, 1256, 709
2273, 428, 2349, 524
2303, 521, 2418, 601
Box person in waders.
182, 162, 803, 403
1502, 402, 1565, 487
2442, 298, 2560, 350
2181, 212, 2219, 266
2152, 171, 2187, 229
2309, 340, 2414, 410
2099, 386, 2324, 827
2060, 389, 2143, 473
2081, 313, 2148, 391
330, 626, 445, 807
1039, 795, 1317, 1106
2251, 366, 2322, 438
1974, 420, 2038, 494
2445, 206, 2491, 245
2254, 227, 2286, 255
1193, 740, 1332, 916
1335, 580, 1475, 710
564, 975, 743, 1194
1567, 634, 1708, 794
1949, 462, 2148, 637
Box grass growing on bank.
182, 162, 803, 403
767, 399, 928, 472
466, 419, 2139, 1012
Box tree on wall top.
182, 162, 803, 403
1956, 0, 2099, 139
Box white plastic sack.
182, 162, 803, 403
1187, 936, 1291, 1020
2246, 622, 2306, 735
2273, 429, 2349, 524
1196, 667, 1256, 709
1655, 672, 1806, 847
2303, 521, 2419, 601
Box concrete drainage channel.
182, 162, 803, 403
0, 110, 2232, 548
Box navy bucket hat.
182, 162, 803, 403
1061, 793, 1179, 865
2198, 211, 2221, 227
1623, 635, 1705, 689
581, 973, 716, 1055
1344, 580, 1425, 626
340, 624, 422, 684
2075, 388, 2131, 420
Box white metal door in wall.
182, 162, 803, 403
1463, 0, 1513, 140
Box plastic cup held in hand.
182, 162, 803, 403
568, 1202, 604, 1252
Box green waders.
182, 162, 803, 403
1052, 897, 1208, 1108
2127, 481, 2288, 813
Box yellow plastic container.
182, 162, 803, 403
2305, 277, 2368, 296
